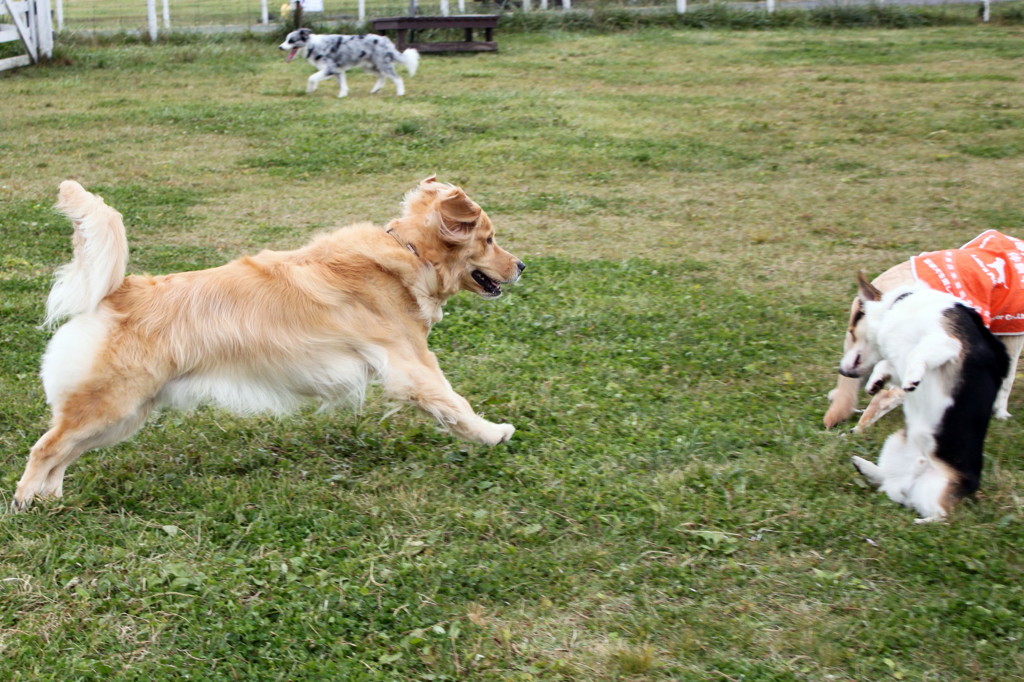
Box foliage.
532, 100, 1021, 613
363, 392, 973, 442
497, 2, 1024, 32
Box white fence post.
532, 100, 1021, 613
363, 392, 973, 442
55, 0, 63, 30
358, 0, 365, 22
146, 0, 157, 41
523, 0, 531, 11
35, 0, 51, 57
766, 0, 775, 12
676, 0, 686, 13
982, 0, 991, 21
440, 0, 449, 16
458, 0, 465, 12
261, 0, 268, 24
561, 0, 570, 9
162, 0, 170, 29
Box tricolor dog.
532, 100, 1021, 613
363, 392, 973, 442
12, 177, 524, 510
825, 230, 1024, 431
840, 274, 1009, 522
279, 28, 420, 97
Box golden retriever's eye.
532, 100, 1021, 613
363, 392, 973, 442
486, 237, 493, 244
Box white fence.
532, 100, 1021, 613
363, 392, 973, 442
9, 0, 1005, 43
51, 0, 502, 32
38, 0, 750, 34
1, 0, 54, 70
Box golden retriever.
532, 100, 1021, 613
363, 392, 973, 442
13, 176, 525, 510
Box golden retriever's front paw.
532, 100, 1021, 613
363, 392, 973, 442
10, 492, 33, 513
474, 421, 515, 445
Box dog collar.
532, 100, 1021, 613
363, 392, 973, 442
386, 228, 419, 258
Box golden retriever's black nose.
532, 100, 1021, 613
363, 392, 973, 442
517, 261, 526, 273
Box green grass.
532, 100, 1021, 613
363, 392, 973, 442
2, 25, 1024, 679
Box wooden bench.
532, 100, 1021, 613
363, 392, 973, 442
371, 15, 498, 54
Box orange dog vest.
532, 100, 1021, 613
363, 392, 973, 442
911, 230, 1024, 335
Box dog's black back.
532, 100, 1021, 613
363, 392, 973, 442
937, 303, 1010, 497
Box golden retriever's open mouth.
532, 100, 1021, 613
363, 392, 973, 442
471, 269, 503, 298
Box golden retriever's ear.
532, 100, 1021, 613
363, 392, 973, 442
400, 176, 444, 216
437, 188, 481, 242
410, 176, 442, 201
857, 271, 881, 302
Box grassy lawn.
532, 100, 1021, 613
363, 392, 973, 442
1, 24, 1023, 680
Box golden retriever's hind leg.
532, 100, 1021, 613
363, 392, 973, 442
12, 394, 156, 511
384, 352, 514, 445
13, 429, 80, 511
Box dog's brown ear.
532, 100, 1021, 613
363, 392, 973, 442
437, 187, 481, 242
857, 271, 882, 302
410, 175, 442, 202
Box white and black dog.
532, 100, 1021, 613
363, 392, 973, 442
839, 274, 1009, 522
825, 230, 1024, 432
279, 28, 420, 97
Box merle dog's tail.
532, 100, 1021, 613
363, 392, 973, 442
44, 181, 128, 327
399, 48, 420, 77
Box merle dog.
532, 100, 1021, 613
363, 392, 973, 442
279, 28, 420, 97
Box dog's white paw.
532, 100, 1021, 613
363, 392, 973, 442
851, 455, 869, 474
865, 364, 890, 396
477, 422, 515, 445
994, 407, 1012, 420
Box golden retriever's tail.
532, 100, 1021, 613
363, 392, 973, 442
44, 181, 128, 327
